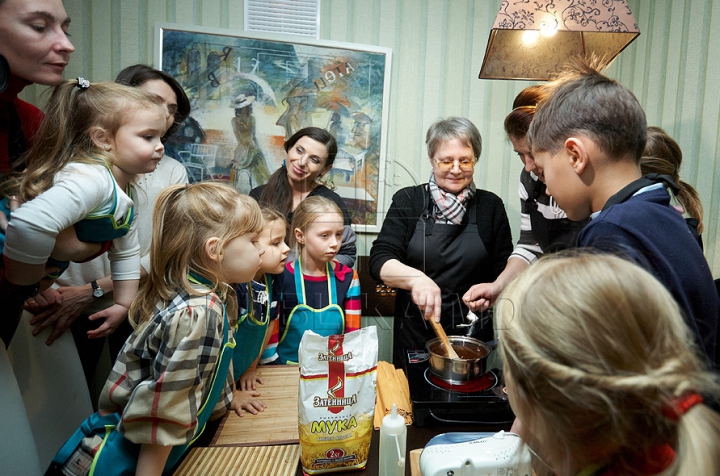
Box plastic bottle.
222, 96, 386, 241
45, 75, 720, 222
379, 403, 407, 476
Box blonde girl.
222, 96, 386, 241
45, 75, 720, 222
49, 182, 264, 475
0, 79, 167, 344
274, 196, 361, 364
233, 206, 290, 415
497, 253, 720, 476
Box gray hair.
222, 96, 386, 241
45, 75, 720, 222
425, 117, 482, 160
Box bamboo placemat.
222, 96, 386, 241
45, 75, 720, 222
212, 365, 300, 447
173, 445, 300, 476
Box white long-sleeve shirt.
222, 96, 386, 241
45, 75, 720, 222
56, 158, 188, 312
5, 162, 140, 281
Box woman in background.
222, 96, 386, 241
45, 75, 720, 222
251, 127, 356, 267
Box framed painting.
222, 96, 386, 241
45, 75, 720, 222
155, 23, 392, 232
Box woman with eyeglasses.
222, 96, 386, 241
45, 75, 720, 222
369, 117, 512, 365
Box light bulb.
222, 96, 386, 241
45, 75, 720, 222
540, 25, 558, 37
522, 30, 539, 44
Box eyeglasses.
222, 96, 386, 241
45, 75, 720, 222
434, 158, 476, 172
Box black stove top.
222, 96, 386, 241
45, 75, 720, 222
404, 348, 515, 427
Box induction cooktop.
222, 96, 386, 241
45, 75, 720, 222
404, 347, 515, 427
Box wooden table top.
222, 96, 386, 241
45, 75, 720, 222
183, 364, 515, 476
174, 445, 301, 476
212, 365, 300, 447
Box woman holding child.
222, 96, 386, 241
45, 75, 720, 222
0, 0, 77, 339
369, 117, 513, 365
0, 1, 76, 472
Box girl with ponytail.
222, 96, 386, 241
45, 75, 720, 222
463, 85, 588, 314
641, 126, 704, 246
497, 252, 720, 476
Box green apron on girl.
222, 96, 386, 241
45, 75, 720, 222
48, 274, 234, 476
276, 259, 345, 364
232, 275, 273, 377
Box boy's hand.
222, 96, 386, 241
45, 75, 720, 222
238, 369, 264, 391
87, 304, 128, 339
231, 390, 267, 417
463, 281, 503, 312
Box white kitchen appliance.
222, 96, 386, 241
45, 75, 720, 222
419, 431, 532, 476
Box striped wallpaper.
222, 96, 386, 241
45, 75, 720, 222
21, 0, 720, 275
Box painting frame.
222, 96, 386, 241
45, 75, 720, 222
154, 23, 392, 233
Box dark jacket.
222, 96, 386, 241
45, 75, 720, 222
579, 182, 718, 363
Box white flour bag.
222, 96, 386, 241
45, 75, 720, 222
298, 327, 378, 474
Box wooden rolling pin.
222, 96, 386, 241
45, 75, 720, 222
428, 316, 459, 359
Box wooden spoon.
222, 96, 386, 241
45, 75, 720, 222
428, 316, 459, 359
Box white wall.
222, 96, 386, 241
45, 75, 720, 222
22, 0, 720, 275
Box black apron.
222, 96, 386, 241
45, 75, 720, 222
393, 189, 493, 365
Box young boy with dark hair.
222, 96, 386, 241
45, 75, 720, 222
526, 62, 718, 363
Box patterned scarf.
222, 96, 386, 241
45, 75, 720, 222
428, 173, 476, 225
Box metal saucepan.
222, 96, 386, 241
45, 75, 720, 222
426, 336, 491, 384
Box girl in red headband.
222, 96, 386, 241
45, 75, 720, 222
497, 252, 720, 476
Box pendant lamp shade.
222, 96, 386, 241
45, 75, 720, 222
479, 0, 640, 80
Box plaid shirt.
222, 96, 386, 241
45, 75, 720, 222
98, 284, 238, 447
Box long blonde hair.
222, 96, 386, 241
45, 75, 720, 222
129, 182, 263, 326
289, 196, 342, 254
2, 80, 165, 201
496, 252, 720, 476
